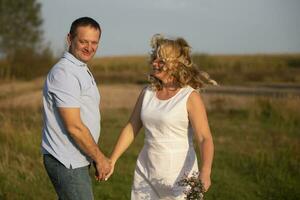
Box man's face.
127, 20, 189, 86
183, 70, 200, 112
67, 26, 101, 63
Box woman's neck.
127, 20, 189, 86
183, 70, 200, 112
156, 82, 181, 100
161, 81, 180, 91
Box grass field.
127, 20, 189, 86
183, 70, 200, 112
0, 54, 299, 199
89, 54, 300, 85
0, 82, 299, 200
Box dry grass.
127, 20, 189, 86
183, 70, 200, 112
99, 84, 143, 110
90, 55, 147, 67
0, 78, 299, 200
1, 53, 299, 199
0, 80, 267, 112
0, 78, 44, 99
0, 81, 143, 110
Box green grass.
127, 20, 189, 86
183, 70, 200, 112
0, 97, 299, 199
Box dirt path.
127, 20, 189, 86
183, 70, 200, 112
0, 79, 299, 110
202, 84, 300, 97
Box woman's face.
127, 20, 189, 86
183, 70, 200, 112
151, 58, 171, 82
151, 44, 180, 82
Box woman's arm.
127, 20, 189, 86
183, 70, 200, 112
106, 88, 145, 178
187, 91, 214, 192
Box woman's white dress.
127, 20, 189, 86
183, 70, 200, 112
131, 86, 198, 200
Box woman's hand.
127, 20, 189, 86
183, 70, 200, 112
104, 159, 116, 181
199, 169, 211, 192
93, 158, 112, 181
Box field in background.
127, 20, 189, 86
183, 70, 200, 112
1, 53, 300, 85
89, 54, 300, 85
0, 54, 299, 199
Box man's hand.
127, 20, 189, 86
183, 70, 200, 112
94, 156, 111, 181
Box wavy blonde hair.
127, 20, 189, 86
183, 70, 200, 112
148, 34, 217, 90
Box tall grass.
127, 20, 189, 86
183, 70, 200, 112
0, 107, 55, 200
0, 96, 299, 199
195, 54, 300, 84
208, 97, 300, 200
0, 48, 54, 80
90, 56, 148, 84
1, 53, 299, 84
89, 54, 300, 85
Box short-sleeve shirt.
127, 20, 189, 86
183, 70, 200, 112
42, 51, 101, 169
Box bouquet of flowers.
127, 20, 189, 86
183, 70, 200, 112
177, 171, 205, 200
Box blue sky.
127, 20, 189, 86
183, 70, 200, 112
40, 0, 300, 56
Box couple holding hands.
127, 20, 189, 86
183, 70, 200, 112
42, 17, 215, 200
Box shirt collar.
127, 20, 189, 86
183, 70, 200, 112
62, 51, 87, 67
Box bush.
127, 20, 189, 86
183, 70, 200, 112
1, 47, 54, 80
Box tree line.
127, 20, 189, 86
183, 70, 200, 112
0, 0, 54, 80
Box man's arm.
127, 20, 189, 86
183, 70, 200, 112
58, 107, 111, 181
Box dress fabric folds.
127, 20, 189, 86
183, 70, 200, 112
131, 86, 198, 200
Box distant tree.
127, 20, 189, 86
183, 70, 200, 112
0, 0, 53, 79
0, 0, 42, 58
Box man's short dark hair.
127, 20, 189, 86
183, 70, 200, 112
69, 17, 101, 39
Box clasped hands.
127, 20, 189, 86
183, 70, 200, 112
93, 156, 115, 182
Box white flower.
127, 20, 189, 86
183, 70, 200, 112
177, 171, 205, 200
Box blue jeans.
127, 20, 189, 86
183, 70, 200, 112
43, 154, 94, 200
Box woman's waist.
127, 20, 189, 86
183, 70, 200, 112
143, 138, 194, 153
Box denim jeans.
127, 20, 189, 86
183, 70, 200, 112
43, 154, 94, 200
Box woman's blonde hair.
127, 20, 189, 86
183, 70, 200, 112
148, 34, 217, 90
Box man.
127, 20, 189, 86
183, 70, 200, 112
42, 17, 111, 200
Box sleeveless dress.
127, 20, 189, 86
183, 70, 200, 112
131, 86, 199, 200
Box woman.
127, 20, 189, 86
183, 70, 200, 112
107, 34, 216, 199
